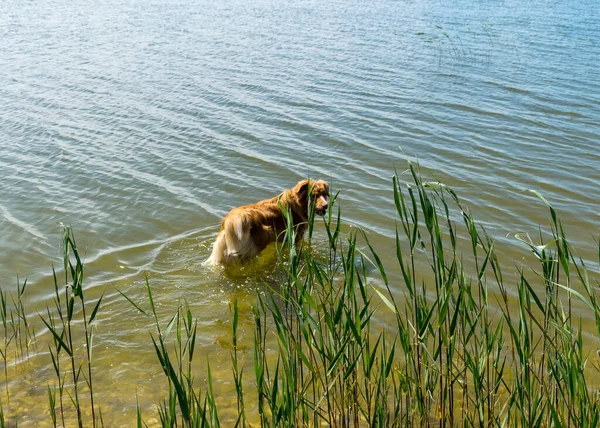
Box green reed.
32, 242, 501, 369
235, 164, 600, 426
41, 225, 104, 428
0, 277, 35, 395
2, 164, 600, 426
0, 268, 38, 414
0, 287, 10, 401
231, 298, 246, 427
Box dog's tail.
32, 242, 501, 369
205, 230, 228, 265
222, 213, 256, 260
205, 212, 255, 265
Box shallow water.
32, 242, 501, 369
1, 0, 599, 424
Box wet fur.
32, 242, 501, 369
206, 179, 329, 265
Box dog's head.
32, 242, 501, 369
294, 179, 330, 216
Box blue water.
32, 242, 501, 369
0, 0, 599, 422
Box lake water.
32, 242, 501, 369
1, 0, 599, 424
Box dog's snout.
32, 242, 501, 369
322, 202, 329, 211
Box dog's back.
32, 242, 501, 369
206, 179, 329, 265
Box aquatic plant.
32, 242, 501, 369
41, 226, 104, 428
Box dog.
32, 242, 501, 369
206, 179, 330, 265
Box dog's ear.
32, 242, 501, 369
294, 179, 310, 196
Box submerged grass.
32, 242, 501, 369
1, 164, 600, 426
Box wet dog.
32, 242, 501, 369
206, 179, 330, 264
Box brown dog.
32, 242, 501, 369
206, 179, 330, 264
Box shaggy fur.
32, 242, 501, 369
206, 179, 330, 265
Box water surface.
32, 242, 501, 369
1, 0, 599, 424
